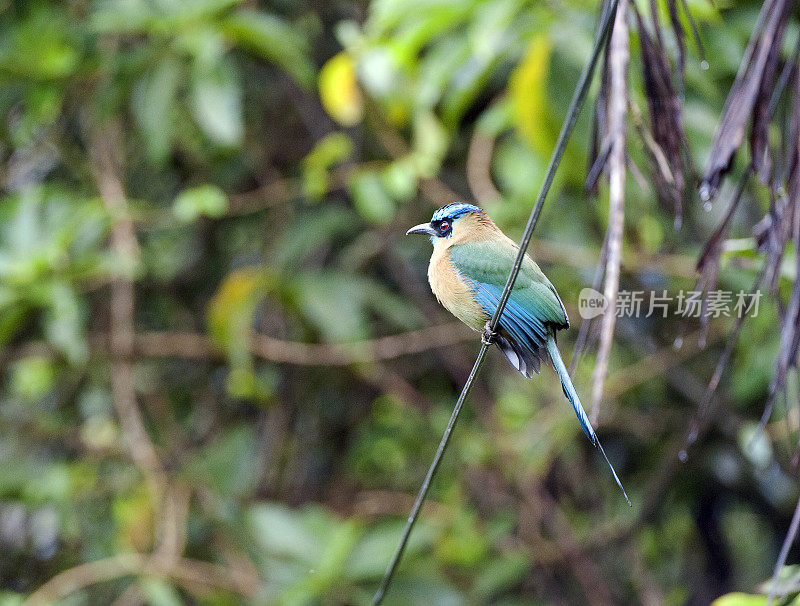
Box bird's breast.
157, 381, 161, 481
428, 246, 487, 331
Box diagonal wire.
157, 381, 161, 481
372, 0, 621, 602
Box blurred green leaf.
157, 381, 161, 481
0, 593, 24, 606
141, 229, 198, 281
90, 0, 158, 34
348, 170, 396, 224
91, 0, 244, 34
173, 184, 228, 222
0, 187, 108, 351
207, 266, 273, 364
249, 503, 320, 564
472, 550, 531, 601
435, 507, 490, 567
132, 58, 180, 163
509, 33, 554, 156
273, 206, 356, 268
221, 10, 315, 89
280, 518, 362, 603
381, 160, 418, 201
10, 357, 56, 402
183, 426, 260, 497
290, 272, 422, 342
0, 6, 79, 79
44, 282, 88, 364
141, 578, 183, 606
345, 520, 438, 580
302, 133, 354, 200
410, 112, 448, 178
190, 59, 243, 146
23, 463, 72, 504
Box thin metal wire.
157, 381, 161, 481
489, 0, 618, 329
372, 1, 620, 602
371, 346, 489, 605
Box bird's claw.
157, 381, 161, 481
481, 322, 497, 346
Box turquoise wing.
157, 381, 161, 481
449, 240, 568, 377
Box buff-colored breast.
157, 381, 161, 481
428, 244, 487, 331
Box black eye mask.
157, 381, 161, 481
431, 219, 452, 237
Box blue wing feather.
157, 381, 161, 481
464, 278, 549, 376
447, 239, 567, 378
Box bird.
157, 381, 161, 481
407, 202, 630, 505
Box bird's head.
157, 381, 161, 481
406, 203, 486, 245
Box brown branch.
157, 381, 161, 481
24, 553, 146, 606
127, 323, 470, 365
84, 128, 215, 606
22, 553, 259, 606
466, 128, 501, 205
89, 127, 166, 501
629, 98, 675, 187
153, 483, 191, 565
167, 557, 259, 599
591, 0, 629, 424
10, 324, 474, 370
226, 176, 297, 216
225, 163, 375, 218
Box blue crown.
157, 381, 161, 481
431, 203, 484, 222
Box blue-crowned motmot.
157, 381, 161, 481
407, 203, 630, 504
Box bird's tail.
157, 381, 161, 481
545, 333, 631, 506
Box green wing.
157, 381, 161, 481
449, 240, 568, 328
449, 240, 568, 377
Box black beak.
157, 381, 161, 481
406, 223, 437, 236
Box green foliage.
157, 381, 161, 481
714, 564, 800, 606
302, 133, 354, 199
220, 9, 316, 89
173, 185, 228, 223
0, 0, 795, 604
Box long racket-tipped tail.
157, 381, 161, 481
546, 333, 631, 506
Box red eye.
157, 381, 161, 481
440, 221, 450, 232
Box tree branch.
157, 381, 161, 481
591, 0, 629, 424
89, 126, 166, 503
126, 324, 470, 365
466, 127, 501, 205
22, 553, 259, 606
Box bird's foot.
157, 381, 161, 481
481, 321, 497, 346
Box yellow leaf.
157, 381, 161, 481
711, 593, 767, 606
206, 267, 271, 360
508, 34, 553, 156
319, 52, 364, 126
